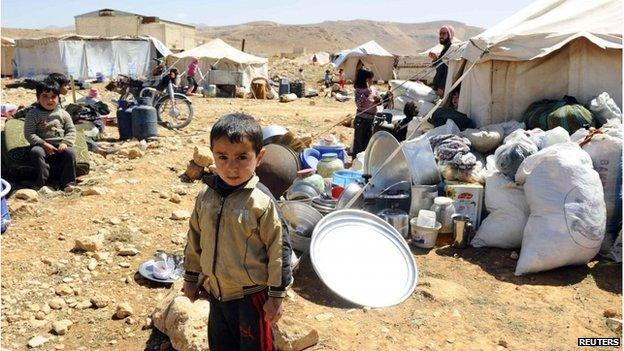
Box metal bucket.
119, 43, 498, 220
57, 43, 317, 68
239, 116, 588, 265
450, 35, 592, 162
409, 184, 438, 218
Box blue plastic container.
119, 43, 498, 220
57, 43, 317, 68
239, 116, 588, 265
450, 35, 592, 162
299, 148, 321, 169
131, 98, 158, 140
312, 144, 346, 162
332, 170, 363, 188
279, 79, 290, 96
1, 179, 11, 234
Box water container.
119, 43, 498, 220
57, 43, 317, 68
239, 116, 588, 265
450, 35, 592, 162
131, 98, 158, 140
204, 84, 217, 98
279, 79, 290, 96
312, 144, 346, 162
117, 104, 135, 141
290, 81, 305, 98
95, 72, 105, 83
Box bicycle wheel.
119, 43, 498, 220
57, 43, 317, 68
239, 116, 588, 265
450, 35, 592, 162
155, 94, 193, 129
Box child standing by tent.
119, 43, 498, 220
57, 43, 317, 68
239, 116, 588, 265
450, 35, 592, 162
338, 68, 346, 89
352, 68, 380, 156
186, 57, 200, 95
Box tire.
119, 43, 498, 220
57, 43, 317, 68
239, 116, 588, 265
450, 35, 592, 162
154, 94, 193, 129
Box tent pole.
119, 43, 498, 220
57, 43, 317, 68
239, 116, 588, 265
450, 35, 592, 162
70, 76, 76, 103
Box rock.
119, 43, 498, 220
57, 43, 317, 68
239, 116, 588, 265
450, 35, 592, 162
171, 235, 185, 245
73, 234, 104, 252
606, 318, 622, 334
82, 187, 107, 196
91, 295, 110, 309
604, 309, 619, 318
185, 160, 205, 180
14, 189, 39, 202
169, 194, 182, 204
48, 298, 66, 310
117, 247, 139, 256
119, 262, 131, 268
34, 312, 46, 320
152, 280, 210, 351
40, 304, 51, 315
418, 278, 468, 303
193, 146, 214, 167
39, 186, 59, 197
142, 317, 153, 330
87, 258, 98, 271
10, 202, 37, 216
55, 284, 74, 296
498, 339, 508, 348
52, 319, 73, 335
172, 187, 188, 196
315, 312, 333, 322
127, 148, 144, 159
115, 303, 134, 319
207, 164, 217, 174
27, 336, 48, 348
109, 217, 122, 225
273, 316, 319, 351
75, 300, 93, 309
170, 210, 191, 221
510, 251, 519, 260
93, 252, 110, 261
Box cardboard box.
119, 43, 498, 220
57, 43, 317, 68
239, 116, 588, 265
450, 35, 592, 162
445, 182, 484, 228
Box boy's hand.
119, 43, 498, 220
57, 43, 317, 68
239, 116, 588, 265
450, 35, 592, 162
183, 281, 200, 302
42, 142, 57, 155
263, 297, 283, 324
58, 143, 68, 152
429, 52, 438, 61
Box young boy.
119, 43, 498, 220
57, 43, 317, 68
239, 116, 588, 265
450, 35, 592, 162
183, 113, 292, 351
323, 70, 332, 88
24, 81, 77, 192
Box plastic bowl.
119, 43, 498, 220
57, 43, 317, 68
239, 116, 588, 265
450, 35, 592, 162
410, 218, 442, 249
312, 144, 346, 162
300, 148, 321, 170
332, 170, 363, 188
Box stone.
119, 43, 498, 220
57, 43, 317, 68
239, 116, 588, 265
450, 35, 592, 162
142, 317, 153, 330
34, 312, 46, 320
48, 298, 66, 310
115, 303, 134, 319
90, 295, 110, 309
75, 300, 93, 309
55, 284, 74, 296
418, 278, 468, 303
172, 187, 188, 196
193, 146, 214, 167
119, 262, 131, 268
10, 202, 37, 216
315, 312, 333, 322
170, 210, 191, 221
498, 339, 508, 348
52, 319, 73, 335
171, 235, 185, 245
127, 148, 144, 159
40, 304, 51, 315
152, 280, 210, 351
93, 252, 110, 261
87, 258, 98, 271
14, 189, 39, 202
606, 318, 622, 334
39, 186, 59, 197
169, 194, 182, 204
273, 316, 319, 351
109, 217, 122, 225
73, 234, 104, 252
27, 336, 48, 348
604, 309, 619, 318
82, 187, 107, 196
510, 251, 519, 260
117, 247, 139, 256
185, 160, 205, 180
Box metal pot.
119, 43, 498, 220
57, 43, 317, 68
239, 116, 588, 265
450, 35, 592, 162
377, 208, 410, 239
410, 184, 438, 218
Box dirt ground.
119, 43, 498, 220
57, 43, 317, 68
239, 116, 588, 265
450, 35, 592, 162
0, 80, 621, 351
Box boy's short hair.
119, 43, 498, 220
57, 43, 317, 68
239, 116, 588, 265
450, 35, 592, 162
403, 101, 419, 118
169, 68, 178, 75
210, 113, 263, 155
35, 81, 60, 98
47, 73, 70, 86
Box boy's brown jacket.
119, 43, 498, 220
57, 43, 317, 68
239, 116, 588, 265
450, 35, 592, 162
183, 175, 292, 301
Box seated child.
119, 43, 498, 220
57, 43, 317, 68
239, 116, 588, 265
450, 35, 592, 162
24, 81, 77, 192
183, 113, 293, 351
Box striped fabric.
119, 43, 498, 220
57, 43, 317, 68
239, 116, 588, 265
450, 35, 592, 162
524, 97, 595, 134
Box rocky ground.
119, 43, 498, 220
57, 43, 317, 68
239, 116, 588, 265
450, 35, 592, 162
0, 72, 621, 351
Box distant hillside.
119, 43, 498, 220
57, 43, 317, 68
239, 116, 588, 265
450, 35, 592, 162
197, 20, 483, 56
2, 20, 483, 56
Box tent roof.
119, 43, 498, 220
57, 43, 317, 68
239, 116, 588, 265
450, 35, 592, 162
169, 38, 267, 65
331, 40, 394, 68
463, 0, 623, 62
2, 37, 15, 46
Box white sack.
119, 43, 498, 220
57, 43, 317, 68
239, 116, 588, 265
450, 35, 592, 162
472, 172, 529, 249
461, 125, 505, 153
389, 80, 437, 103
514, 143, 606, 275
589, 92, 622, 124
417, 100, 435, 117
494, 134, 538, 181
542, 127, 571, 149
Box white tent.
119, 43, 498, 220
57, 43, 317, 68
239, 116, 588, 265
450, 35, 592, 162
14, 35, 171, 80
331, 41, 395, 81
447, 0, 623, 127
166, 39, 268, 91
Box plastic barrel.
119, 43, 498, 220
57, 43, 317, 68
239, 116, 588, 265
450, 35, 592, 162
131, 98, 158, 140
279, 79, 290, 96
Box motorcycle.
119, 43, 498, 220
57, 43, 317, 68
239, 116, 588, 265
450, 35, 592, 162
107, 63, 193, 129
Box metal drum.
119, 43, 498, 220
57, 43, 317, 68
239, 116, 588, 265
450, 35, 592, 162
256, 144, 300, 198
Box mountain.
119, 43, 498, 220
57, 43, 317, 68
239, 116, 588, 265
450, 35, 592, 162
196, 19, 483, 56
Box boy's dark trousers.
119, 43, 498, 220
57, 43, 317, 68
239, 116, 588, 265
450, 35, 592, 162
207, 290, 275, 351
29, 145, 76, 188
351, 113, 375, 157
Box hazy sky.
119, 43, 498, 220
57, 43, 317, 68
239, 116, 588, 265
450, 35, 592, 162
1, 0, 534, 29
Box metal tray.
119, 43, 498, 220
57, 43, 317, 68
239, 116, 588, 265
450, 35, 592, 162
363, 131, 412, 197
279, 201, 323, 237
310, 209, 418, 307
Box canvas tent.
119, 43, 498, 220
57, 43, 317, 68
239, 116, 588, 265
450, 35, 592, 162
166, 39, 268, 91
331, 41, 395, 81
1, 37, 15, 76
14, 35, 171, 79
446, 0, 623, 127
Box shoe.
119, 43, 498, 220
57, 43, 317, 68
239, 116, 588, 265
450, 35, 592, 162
63, 185, 76, 193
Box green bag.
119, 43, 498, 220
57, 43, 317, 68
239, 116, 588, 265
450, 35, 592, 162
524, 95, 595, 134
1, 119, 90, 179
